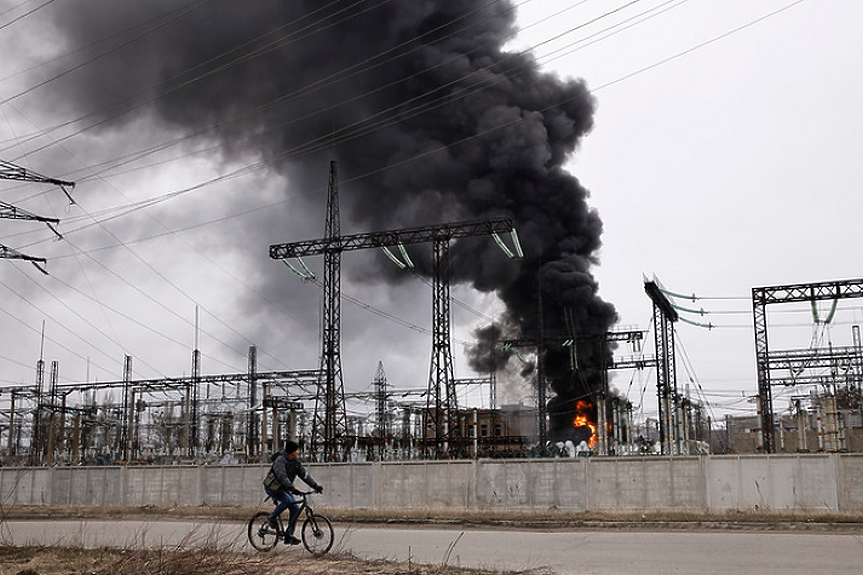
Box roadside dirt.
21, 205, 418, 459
2, 506, 862, 575
0, 545, 533, 575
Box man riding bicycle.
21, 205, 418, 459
263, 439, 324, 545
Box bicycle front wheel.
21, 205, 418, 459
247, 511, 279, 552
301, 513, 333, 555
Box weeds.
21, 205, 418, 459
0, 545, 525, 575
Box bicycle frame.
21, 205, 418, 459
248, 489, 334, 555
279, 491, 314, 534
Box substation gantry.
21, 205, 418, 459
6, 346, 321, 465
269, 161, 521, 460
643, 279, 681, 455
753, 277, 863, 453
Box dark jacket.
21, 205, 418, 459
270, 450, 320, 493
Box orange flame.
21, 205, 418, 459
573, 400, 597, 448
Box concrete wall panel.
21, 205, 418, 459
836, 454, 863, 511
525, 460, 560, 508
727, 456, 771, 510
377, 462, 428, 509
67, 467, 122, 506
4, 454, 863, 513
476, 460, 530, 508
544, 459, 587, 510
307, 463, 373, 509
586, 457, 703, 510
427, 462, 473, 508
705, 456, 745, 510
204, 465, 264, 507
371, 461, 474, 509
588, 458, 639, 509
0, 467, 47, 505
125, 467, 155, 506
706, 455, 838, 511
777, 455, 837, 510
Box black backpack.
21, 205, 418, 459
262, 467, 284, 494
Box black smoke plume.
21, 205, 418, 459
45, 0, 617, 439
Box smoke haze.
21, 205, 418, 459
11, 0, 616, 436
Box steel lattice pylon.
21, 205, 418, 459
271, 195, 516, 459
644, 280, 679, 455
653, 304, 676, 454
313, 161, 348, 462
426, 238, 458, 457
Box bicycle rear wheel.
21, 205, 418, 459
301, 513, 333, 555
248, 511, 279, 552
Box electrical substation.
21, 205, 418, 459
2, 161, 862, 465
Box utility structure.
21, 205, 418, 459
644, 279, 680, 455
372, 361, 390, 459
1, 158, 75, 273
752, 277, 863, 453
502, 329, 644, 450
18, 354, 321, 464
607, 353, 659, 453
270, 163, 520, 459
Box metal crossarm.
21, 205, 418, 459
608, 356, 658, 370
0, 243, 48, 274
269, 217, 514, 259
754, 279, 863, 304
2, 158, 75, 275
0, 159, 74, 188
0, 201, 59, 225
53, 369, 323, 392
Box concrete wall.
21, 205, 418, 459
2, 454, 862, 513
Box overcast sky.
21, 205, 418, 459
1, 0, 861, 427
515, 0, 863, 421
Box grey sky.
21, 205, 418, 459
1, 0, 859, 427
516, 0, 863, 420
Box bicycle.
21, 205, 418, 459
247, 490, 334, 555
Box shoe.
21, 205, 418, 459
267, 518, 279, 530
286, 535, 301, 545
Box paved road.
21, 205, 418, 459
4, 519, 863, 575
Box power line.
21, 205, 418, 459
0, 0, 59, 33
0, 0, 815, 393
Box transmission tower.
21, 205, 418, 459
308, 161, 348, 461
427, 237, 458, 456
271, 197, 518, 459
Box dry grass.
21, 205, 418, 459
0, 545, 532, 575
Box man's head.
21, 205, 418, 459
284, 439, 300, 459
